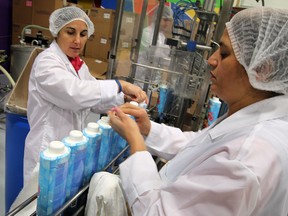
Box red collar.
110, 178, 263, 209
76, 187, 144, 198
69, 56, 83, 73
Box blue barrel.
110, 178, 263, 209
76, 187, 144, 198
5, 112, 30, 213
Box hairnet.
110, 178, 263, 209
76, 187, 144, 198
162, 5, 173, 19
49, 6, 94, 37
153, 5, 174, 21
226, 7, 288, 94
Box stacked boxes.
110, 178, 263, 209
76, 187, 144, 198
115, 12, 140, 78
12, 0, 65, 45
83, 8, 116, 79
11, 1, 109, 79
12, 0, 33, 44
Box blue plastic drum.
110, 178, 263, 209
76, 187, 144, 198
5, 112, 30, 213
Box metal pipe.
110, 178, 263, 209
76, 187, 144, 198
5, 193, 38, 216
106, 0, 125, 79
54, 185, 89, 216
213, 0, 234, 42
203, 0, 216, 12
129, 0, 149, 80
151, 0, 166, 46
130, 61, 204, 79
20, 25, 49, 44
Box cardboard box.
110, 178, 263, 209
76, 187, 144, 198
12, 0, 33, 24
6, 48, 44, 115
82, 57, 108, 79
85, 33, 111, 61
32, 0, 64, 27
115, 48, 132, 77
120, 12, 140, 38
88, 8, 115, 37
76, 0, 93, 9
118, 35, 133, 50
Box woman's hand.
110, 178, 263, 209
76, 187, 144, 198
108, 107, 146, 154
119, 80, 148, 104
119, 103, 151, 136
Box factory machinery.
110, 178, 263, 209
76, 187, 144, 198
107, 0, 234, 131
6, 0, 234, 215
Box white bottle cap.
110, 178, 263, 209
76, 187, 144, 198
213, 96, 220, 101
130, 101, 139, 106
86, 122, 99, 134
139, 101, 147, 109
67, 130, 84, 143
159, 83, 167, 89
44, 141, 66, 157
100, 116, 110, 124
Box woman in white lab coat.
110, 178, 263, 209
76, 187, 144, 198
134, 5, 173, 88
108, 7, 288, 216
23, 6, 147, 185
140, 5, 173, 51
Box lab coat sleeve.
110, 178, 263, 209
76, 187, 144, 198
32, 54, 123, 112
145, 121, 200, 160
120, 151, 260, 216
141, 27, 152, 49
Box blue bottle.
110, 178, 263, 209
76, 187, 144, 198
112, 101, 138, 162
112, 130, 128, 165
82, 122, 102, 186
37, 141, 70, 216
139, 101, 148, 109
207, 97, 222, 126
157, 84, 168, 115
62, 130, 88, 200
97, 116, 113, 171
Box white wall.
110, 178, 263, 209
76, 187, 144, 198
237, 0, 288, 9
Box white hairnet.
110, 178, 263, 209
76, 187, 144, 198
162, 5, 173, 19
226, 7, 288, 94
49, 6, 94, 37
153, 5, 174, 21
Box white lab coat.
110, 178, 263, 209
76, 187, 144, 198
141, 24, 168, 51
24, 40, 124, 184
134, 24, 171, 89
120, 95, 288, 216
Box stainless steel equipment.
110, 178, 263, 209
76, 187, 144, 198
10, 45, 37, 82
107, 0, 234, 130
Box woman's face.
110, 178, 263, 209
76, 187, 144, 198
207, 29, 253, 106
56, 20, 88, 59
160, 17, 172, 33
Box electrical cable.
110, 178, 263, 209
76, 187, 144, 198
0, 65, 15, 87
20, 25, 49, 44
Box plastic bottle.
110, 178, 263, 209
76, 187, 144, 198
62, 130, 88, 200
82, 122, 102, 186
139, 101, 148, 109
207, 96, 222, 126
157, 84, 168, 114
97, 116, 113, 171
129, 101, 139, 106
37, 141, 70, 216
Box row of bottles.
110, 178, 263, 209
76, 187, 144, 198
36, 101, 145, 215
36, 119, 129, 215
